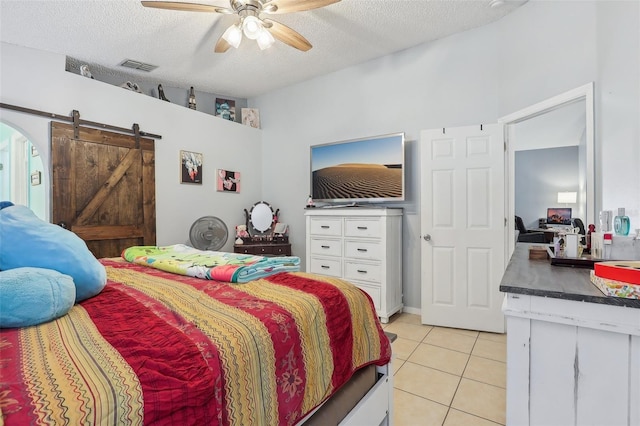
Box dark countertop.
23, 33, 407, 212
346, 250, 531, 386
499, 244, 640, 309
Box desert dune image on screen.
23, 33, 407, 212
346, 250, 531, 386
311, 135, 403, 200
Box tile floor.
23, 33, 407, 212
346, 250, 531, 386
382, 312, 507, 426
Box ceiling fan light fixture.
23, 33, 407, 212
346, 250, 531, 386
257, 29, 275, 50
222, 24, 242, 48
242, 15, 263, 40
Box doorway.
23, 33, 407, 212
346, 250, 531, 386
500, 82, 595, 259
0, 122, 46, 220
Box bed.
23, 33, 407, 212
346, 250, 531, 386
0, 255, 393, 425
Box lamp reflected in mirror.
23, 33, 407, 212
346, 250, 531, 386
557, 191, 577, 204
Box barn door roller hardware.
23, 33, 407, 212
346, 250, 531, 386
0, 102, 162, 140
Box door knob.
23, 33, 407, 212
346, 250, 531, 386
57, 221, 68, 229
423, 234, 431, 241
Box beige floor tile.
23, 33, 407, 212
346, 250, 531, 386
472, 339, 506, 363
437, 326, 480, 339
444, 408, 502, 426
478, 331, 507, 343
463, 356, 506, 388
424, 327, 477, 353
392, 337, 420, 360
393, 358, 406, 375
394, 362, 461, 406
408, 343, 470, 376
394, 389, 449, 426
451, 378, 506, 425
393, 312, 423, 325
385, 321, 432, 342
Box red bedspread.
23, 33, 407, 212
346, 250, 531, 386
0, 258, 390, 425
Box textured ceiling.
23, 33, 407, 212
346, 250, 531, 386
0, 0, 527, 98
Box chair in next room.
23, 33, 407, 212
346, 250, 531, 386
515, 215, 547, 244
572, 218, 586, 244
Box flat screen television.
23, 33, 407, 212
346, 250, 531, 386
310, 132, 405, 204
546, 207, 572, 225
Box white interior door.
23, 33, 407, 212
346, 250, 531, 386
420, 124, 505, 333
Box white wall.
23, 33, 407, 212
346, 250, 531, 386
253, 1, 640, 311
0, 43, 262, 251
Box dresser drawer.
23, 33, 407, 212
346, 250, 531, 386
309, 218, 343, 236
310, 238, 342, 257
344, 261, 382, 284
309, 257, 342, 277
344, 219, 381, 238
354, 283, 381, 311
344, 240, 382, 260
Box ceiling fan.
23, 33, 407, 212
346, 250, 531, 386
141, 0, 341, 52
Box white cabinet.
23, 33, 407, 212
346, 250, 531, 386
503, 293, 640, 425
305, 208, 403, 323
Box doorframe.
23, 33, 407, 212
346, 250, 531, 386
498, 82, 595, 260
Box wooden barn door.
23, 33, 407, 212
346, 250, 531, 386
51, 122, 156, 258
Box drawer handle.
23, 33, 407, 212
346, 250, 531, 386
321, 225, 330, 229
357, 269, 368, 274
321, 265, 330, 269
357, 226, 368, 230
357, 248, 368, 252
321, 245, 330, 249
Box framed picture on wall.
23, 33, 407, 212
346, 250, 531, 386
217, 169, 241, 193
30, 171, 41, 185
241, 108, 260, 128
215, 98, 236, 122
180, 150, 203, 184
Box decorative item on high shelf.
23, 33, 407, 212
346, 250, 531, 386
215, 98, 236, 121
180, 150, 203, 184
158, 84, 170, 102
241, 108, 260, 128
217, 169, 241, 193
80, 64, 94, 79
120, 81, 142, 93
188, 87, 197, 110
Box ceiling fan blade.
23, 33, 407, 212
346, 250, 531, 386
264, 19, 312, 51
214, 36, 231, 53
140, 1, 233, 14
262, 0, 340, 14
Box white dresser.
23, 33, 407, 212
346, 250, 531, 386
305, 208, 403, 323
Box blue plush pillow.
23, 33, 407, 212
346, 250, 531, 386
0, 205, 107, 302
0, 267, 76, 328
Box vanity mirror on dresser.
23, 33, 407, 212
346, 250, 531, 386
234, 201, 291, 256
305, 207, 403, 323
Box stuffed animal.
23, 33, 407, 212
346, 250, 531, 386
235, 224, 249, 244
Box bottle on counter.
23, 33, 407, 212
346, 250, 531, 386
614, 208, 630, 236
586, 223, 595, 253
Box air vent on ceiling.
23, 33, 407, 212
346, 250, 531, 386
119, 59, 158, 72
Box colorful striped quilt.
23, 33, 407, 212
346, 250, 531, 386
122, 244, 300, 283
0, 258, 390, 426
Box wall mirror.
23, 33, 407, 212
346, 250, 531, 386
245, 201, 278, 236
500, 82, 595, 257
